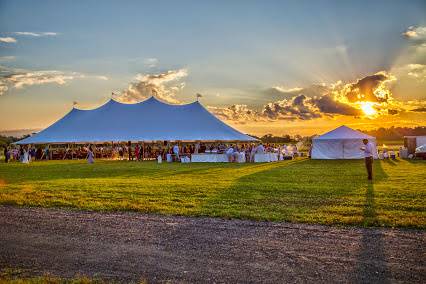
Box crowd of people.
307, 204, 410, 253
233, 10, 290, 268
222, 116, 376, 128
2, 142, 302, 164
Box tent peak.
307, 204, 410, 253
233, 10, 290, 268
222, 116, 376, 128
314, 125, 375, 140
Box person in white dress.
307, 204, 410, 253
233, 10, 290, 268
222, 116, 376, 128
226, 145, 235, 162
87, 146, 94, 164
256, 143, 265, 154
22, 147, 29, 164
250, 145, 256, 162
173, 144, 180, 161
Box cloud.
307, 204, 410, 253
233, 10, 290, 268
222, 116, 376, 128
411, 107, 426, 112
14, 32, 59, 37
93, 75, 108, 81
273, 86, 303, 93
402, 26, 426, 40
144, 58, 158, 68
334, 71, 396, 103
0, 56, 16, 61
116, 69, 188, 104
263, 84, 329, 101
208, 104, 261, 123
0, 65, 107, 96
261, 93, 361, 121
310, 95, 361, 116
0, 37, 17, 43
212, 70, 425, 124
405, 64, 426, 81
262, 95, 321, 120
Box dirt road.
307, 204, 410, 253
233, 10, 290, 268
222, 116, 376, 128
0, 206, 424, 283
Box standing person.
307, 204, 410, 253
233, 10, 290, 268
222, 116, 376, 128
3, 147, 9, 163
118, 145, 124, 160
226, 145, 235, 162
173, 144, 180, 161
256, 143, 265, 154
22, 146, 29, 164
361, 139, 374, 180
135, 144, 140, 161
250, 144, 256, 162
128, 141, 133, 161
44, 145, 50, 160
19, 146, 24, 162
87, 146, 95, 164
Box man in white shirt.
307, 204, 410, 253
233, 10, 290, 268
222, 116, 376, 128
361, 139, 374, 180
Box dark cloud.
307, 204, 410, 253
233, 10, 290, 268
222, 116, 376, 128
311, 95, 362, 116
345, 73, 391, 103
208, 104, 260, 124
263, 95, 320, 121
411, 107, 426, 112
387, 109, 399, 115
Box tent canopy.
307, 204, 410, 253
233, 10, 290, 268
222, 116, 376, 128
311, 125, 377, 159
313, 125, 375, 140
16, 96, 257, 144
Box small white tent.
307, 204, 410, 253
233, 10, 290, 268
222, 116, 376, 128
311, 125, 378, 159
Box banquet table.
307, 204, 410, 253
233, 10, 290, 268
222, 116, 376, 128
254, 153, 279, 163
191, 153, 228, 163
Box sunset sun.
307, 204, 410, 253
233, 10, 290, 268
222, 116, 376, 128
360, 101, 378, 117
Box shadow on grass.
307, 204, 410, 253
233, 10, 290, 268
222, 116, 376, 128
353, 161, 391, 283
0, 160, 242, 184
199, 159, 381, 222
382, 159, 398, 166
403, 158, 426, 164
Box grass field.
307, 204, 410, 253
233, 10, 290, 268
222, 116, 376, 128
0, 158, 424, 228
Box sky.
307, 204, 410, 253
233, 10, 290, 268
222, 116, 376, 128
0, 0, 425, 136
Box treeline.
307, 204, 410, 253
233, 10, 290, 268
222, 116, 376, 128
0, 135, 29, 148
359, 126, 426, 140
250, 134, 305, 144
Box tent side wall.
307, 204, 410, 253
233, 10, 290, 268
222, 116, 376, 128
311, 139, 343, 159
312, 138, 378, 159
342, 139, 378, 159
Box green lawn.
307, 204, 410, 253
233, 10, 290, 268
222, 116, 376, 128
0, 158, 424, 228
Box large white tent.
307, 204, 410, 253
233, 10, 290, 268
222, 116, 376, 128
16, 96, 257, 144
311, 125, 378, 159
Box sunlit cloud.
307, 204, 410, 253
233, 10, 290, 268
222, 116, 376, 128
0, 37, 17, 43
271, 86, 303, 93
404, 64, 426, 81
14, 32, 59, 37
402, 26, 426, 40
0, 65, 108, 96
208, 104, 262, 124
0, 56, 16, 61
115, 69, 188, 104
143, 58, 159, 68
210, 70, 425, 124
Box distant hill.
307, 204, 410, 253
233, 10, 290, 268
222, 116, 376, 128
0, 129, 40, 138
360, 126, 426, 140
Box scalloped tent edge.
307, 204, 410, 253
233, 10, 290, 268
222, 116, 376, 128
16, 96, 258, 144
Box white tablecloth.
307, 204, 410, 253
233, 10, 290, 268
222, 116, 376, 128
254, 153, 279, 162
166, 153, 173, 162
191, 153, 228, 162
236, 152, 246, 163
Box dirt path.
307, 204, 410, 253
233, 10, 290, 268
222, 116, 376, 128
0, 206, 424, 283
